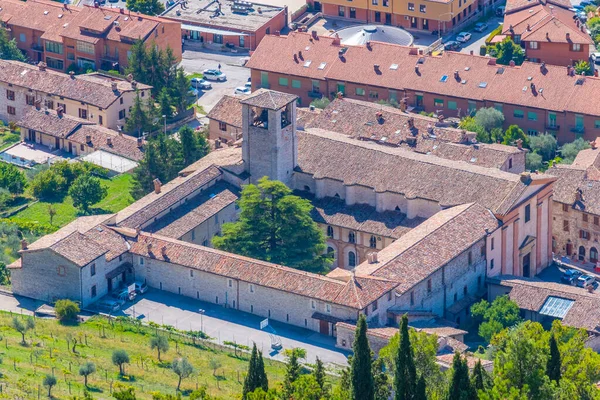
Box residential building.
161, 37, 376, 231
547, 142, 600, 263
246, 32, 600, 143
162, 0, 287, 50
0, 60, 151, 129
9, 89, 555, 336
206, 95, 244, 143
502, 1, 592, 67
0, 0, 182, 73
309, 0, 477, 33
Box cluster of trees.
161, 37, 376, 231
0, 162, 27, 196
130, 126, 209, 198
212, 177, 331, 273
483, 37, 525, 66
125, 0, 165, 15
0, 28, 26, 62
125, 41, 191, 121
30, 161, 107, 212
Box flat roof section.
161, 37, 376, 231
163, 0, 284, 32
81, 150, 138, 173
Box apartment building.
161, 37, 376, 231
310, 0, 477, 33
0, 0, 181, 73
502, 1, 592, 67
246, 32, 600, 143
0, 60, 151, 129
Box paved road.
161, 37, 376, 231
121, 290, 350, 366
456, 16, 504, 55
180, 47, 250, 114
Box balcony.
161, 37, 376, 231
101, 53, 119, 62
31, 43, 43, 52
545, 124, 560, 131
570, 126, 585, 134
308, 91, 323, 99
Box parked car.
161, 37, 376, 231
576, 274, 595, 288
135, 281, 148, 294
456, 32, 472, 43
245, 81, 252, 88
573, 4, 584, 10
474, 22, 488, 32
234, 87, 251, 95
98, 300, 121, 313
202, 69, 227, 82
444, 41, 462, 51
591, 52, 600, 64
496, 6, 505, 16
191, 78, 212, 90
561, 268, 582, 284
111, 289, 136, 304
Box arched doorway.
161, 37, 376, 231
579, 246, 586, 261
591, 247, 598, 264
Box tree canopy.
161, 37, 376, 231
494, 37, 525, 66
0, 28, 26, 62
471, 295, 522, 343
125, 0, 165, 15
213, 177, 331, 273
559, 137, 591, 164
68, 174, 107, 213
351, 314, 374, 400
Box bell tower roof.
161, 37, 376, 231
240, 89, 298, 110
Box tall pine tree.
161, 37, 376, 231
547, 333, 561, 383
395, 314, 416, 400
415, 375, 427, 400
448, 352, 476, 400
471, 359, 488, 393
257, 350, 268, 392
283, 349, 302, 398
313, 356, 326, 396
242, 344, 263, 399
351, 314, 374, 400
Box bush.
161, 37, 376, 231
68, 174, 107, 213
310, 97, 330, 109
54, 299, 80, 323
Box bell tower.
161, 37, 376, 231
241, 89, 298, 187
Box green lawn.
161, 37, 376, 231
0, 129, 20, 151
12, 174, 135, 228
0, 313, 290, 399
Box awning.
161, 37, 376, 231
181, 24, 249, 36
311, 312, 346, 324
106, 263, 132, 280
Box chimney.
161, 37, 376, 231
527, 24, 531, 31
120, 7, 125, 14
106, 137, 113, 146
567, 65, 572, 75
470, 50, 474, 55
69, 71, 75, 79
399, 99, 407, 112
111, 82, 118, 91
367, 252, 378, 264
63, 2, 68, 9
338, 48, 345, 58
336, 91, 343, 99
215, 139, 222, 148
566, 32, 570, 41
546, 32, 550, 40
85, 135, 92, 143
520, 171, 531, 184
137, 137, 143, 148
332, 33, 341, 46
153, 178, 162, 194
34, 99, 41, 110
298, 50, 303, 59
127, 74, 133, 82
131, 80, 138, 89
94, 1, 99, 7
516, 138, 523, 149
590, 140, 597, 150
366, 41, 372, 50
540, 62, 546, 73
595, 70, 599, 78
147, 243, 153, 253
293, 54, 298, 62
375, 111, 383, 121
415, 65, 419, 74
407, 117, 414, 129
274, 30, 280, 36
575, 188, 583, 202
530, 82, 536, 92
57, 106, 64, 118
311, 30, 318, 40
20, 239, 28, 250
509, 60, 516, 67
161, 246, 168, 258
438, 114, 445, 123
38, 62, 46, 72
454, 70, 460, 80
374, 64, 380, 72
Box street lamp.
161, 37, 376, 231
199, 309, 205, 334
438, 12, 454, 40
162, 115, 167, 135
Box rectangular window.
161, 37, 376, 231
572, 43, 582, 51
57, 103, 66, 112
45, 100, 54, 110
563, 220, 569, 232
525, 204, 531, 222
420, 4, 426, 12
79, 109, 88, 119
326, 304, 331, 313
410, 291, 415, 305
581, 230, 590, 240
336, 83, 345, 95
228, 279, 233, 287
408, 2, 414, 10
19, 33, 26, 43
291, 80, 301, 89
140, 257, 144, 265
514, 109, 524, 118
219, 121, 227, 131
90, 263, 96, 276
119, 109, 126, 119
45, 41, 63, 54
448, 101, 457, 110
278, 77, 288, 87
6, 90, 14, 101
514, 35, 521, 44
383, 0, 389, 5
91, 285, 97, 298
494, 103, 503, 112
548, 112, 557, 127
490, 259, 495, 269
67, 53, 75, 60
25, 95, 35, 106
7, 106, 15, 115
595, 120, 600, 129
356, 87, 366, 96
583, 213, 588, 222
190, 269, 194, 277
389, 90, 397, 102
427, 279, 432, 293
576, 114, 584, 129
372, 0, 378, 5
369, 91, 379, 99
434, 98, 444, 107
527, 112, 537, 121
372, 300, 378, 312
562, 203, 569, 212
468, 251, 472, 265
76, 41, 95, 54
99, 115, 103, 126
46, 57, 64, 70
311, 300, 316, 309
468, 101, 476, 114
491, 237, 495, 250
250, 284, 255, 293
595, 216, 599, 225
338, 6, 345, 16
529, 41, 538, 49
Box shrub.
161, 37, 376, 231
54, 299, 80, 323
68, 174, 107, 213
310, 97, 330, 109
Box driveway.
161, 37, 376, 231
121, 290, 350, 366
180, 48, 251, 114
456, 16, 504, 55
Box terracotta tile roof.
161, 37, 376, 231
0, 60, 147, 109
436, 354, 493, 369
117, 165, 223, 228
18, 108, 87, 138
505, 0, 572, 14
178, 146, 243, 176
245, 32, 341, 80
240, 89, 297, 110
547, 161, 600, 215
298, 129, 544, 214
248, 33, 600, 116
129, 233, 395, 309
50, 231, 108, 267
490, 275, 600, 332
307, 194, 424, 239
207, 95, 243, 128
146, 182, 239, 239
409, 319, 468, 337
355, 203, 498, 291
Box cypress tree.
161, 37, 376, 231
448, 352, 475, 400
471, 360, 487, 392
415, 375, 427, 400
242, 343, 261, 399
547, 333, 561, 383
283, 349, 301, 398
394, 314, 416, 400
313, 356, 326, 393
257, 350, 268, 392
351, 314, 374, 400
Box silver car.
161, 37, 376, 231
576, 274, 595, 288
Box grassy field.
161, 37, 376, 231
12, 174, 135, 228
0, 313, 289, 399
